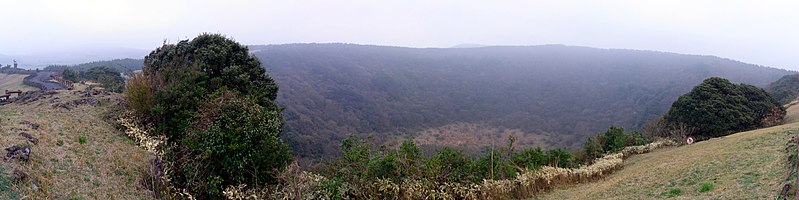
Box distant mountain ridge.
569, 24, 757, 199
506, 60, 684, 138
249, 44, 794, 158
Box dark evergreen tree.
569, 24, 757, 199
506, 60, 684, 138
664, 77, 784, 138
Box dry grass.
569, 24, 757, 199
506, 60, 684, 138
0, 85, 154, 199
784, 100, 799, 123
0, 73, 37, 93
539, 122, 799, 199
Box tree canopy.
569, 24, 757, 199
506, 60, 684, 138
664, 77, 784, 138
128, 33, 289, 198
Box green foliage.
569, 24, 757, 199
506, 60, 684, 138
77, 135, 87, 144
766, 74, 799, 104
511, 147, 547, 170
579, 137, 603, 163
61, 66, 125, 92
665, 187, 683, 197
56, 140, 64, 146
143, 34, 278, 142
425, 147, 474, 183
173, 91, 290, 197
62, 68, 79, 82
698, 182, 714, 192
578, 126, 647, 163
325, 135, 582, 188
127, 34, 289, 198
664, 77, 785, 138
0, 166, 19, 199
472, 150, 516, 181
123, 73, 153, 117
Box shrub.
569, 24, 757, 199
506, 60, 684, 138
126, 34, 290, 198
77, 135, 87, 144
142, 33, 278, 142
665, 187, 682, 197
578, 126, 648, 164
699, 182, 714, 192
123, 73, 154, 117
664, 77, 784, 138
425, 147, 473, 183
171, 90, 290, 197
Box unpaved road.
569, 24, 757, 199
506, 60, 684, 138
28, 71, 65, 90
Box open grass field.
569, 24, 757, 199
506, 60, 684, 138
0, 73, 37, 93
0, 86, 154, 199
539, 120, 799, 199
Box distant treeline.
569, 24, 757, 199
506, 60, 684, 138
44, 58, 143, 74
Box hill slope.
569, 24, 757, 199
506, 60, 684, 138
0, 73, 37, 93
0, 86, 153, 199
251, 44, 794, 157
540, 116, 799, 199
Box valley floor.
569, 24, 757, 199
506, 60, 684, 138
539, 122, 798, 199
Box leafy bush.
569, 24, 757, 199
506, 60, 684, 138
578, 126, 647, 163
123, 73, 153, 117
664, 77, 784, 138
62, 66, 125, 92
77, 135, 87, 144
125, 34, 290, 198
142, 33, 278, 142
172, 90, 290, 197
699, 182, 714, 192
665, 187, 683, 197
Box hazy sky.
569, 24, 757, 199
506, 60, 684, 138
1, 0, 798, 70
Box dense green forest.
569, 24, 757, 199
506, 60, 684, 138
250, 44, 793, 158
766, 74, 799, 104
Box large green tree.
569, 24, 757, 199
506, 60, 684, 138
132, 34, 289, 197
664, 77, 784, 138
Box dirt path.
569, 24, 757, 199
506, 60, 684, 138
27, 72, 65, 90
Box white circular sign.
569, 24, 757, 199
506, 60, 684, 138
686, 137, 694, 144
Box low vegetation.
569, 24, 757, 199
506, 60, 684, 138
62, 66, 125, 92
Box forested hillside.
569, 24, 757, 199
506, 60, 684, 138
767, 74, 799, 104
251, 44, 793, 158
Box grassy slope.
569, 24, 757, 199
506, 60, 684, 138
0, 73, 37, 93
0, 85, 153, 199
540, 114, 799, 199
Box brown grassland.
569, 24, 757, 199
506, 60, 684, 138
0, 84, 154, 199
0, 73, 37, 93
539, 109, 799, 199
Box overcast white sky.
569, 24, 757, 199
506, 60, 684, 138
1, 0, 798, 70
